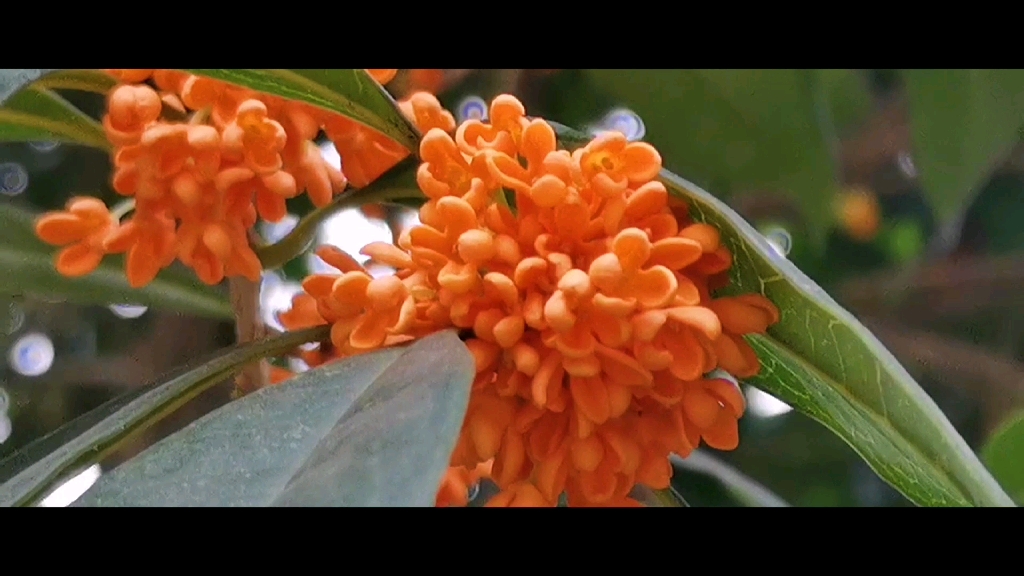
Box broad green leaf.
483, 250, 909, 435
0, 326, 328, 507
0, 201, 232, 319
551, 121, 1014, 507
981, 411, 1024, 503
585, 69, 838, 245
75, 329, 474, 507
0, 69, 108, 150
182, 69, 420, 153
670, 452, 790, 507
904, 70, 1024, 227
257, 156, 422, 268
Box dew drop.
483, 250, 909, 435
456, 96, 488, 123
109, 304, 148, 319
0, 415, 10, 444
467, 481, 481, 502
595, 108, 646, 141
29, 141, 61, 153
0, 162, 29, 196
763, 226, 793, 257
8, 332, 55, 377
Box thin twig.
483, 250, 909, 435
230, 231, 269, 396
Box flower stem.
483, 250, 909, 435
231, 230, 270, 397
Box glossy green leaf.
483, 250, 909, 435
0, 201, 232, 319
257, 156, 422, 269
551, 121, 1013, 507
670, 452, 790, 507
75, 329, 474, 507
981, 411, 1024, 503
585, 69, 839, 245
0, 326, 329, 507
182, 69, 420, 153
0, 82, 109, 150
904, 70, 1024, 227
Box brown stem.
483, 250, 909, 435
231, 231, 269, 396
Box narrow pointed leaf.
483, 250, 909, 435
34, 69, 117, 94
1, 70, 108, 150
0, 327, 329, 507
904, 70, 1024, 228
551, 121, 1013, 507
671, 452, 790, 507
182, 69, 420, 152
75, 329, 474, 507
0, 202, 232, 319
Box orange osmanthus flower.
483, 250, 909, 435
35, 69, 438, 288
274, 94, 780, 507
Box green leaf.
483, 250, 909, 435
585, 69, 839, 246
0, 201, 232, 320
182, 69, 420, 153
551, 121, 1014, 507
904, 70, 1024, 227
0, 83, 109, 150
74, 329, 474, 507
257, 156, 423, 268
981, 412, 1024, 503
34, 69, 117, 94
670, 452, 790, 507
0, 326, 329, 507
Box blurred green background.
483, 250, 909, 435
3, 69, 1024, 506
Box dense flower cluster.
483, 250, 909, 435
274, 94, 780, 507
34, 69, 452, 287
32, 70, 779, 507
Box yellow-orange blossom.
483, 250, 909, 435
32, 71, 779, 507
275, 94, 780, 507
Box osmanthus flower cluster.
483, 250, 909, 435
33, 69, 454, 287
274, 94, 781, 507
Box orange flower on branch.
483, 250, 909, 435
36, 69, 430, 288
274, 93, 780, 507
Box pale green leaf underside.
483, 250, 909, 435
0, 327, 329, 507
75, 330, 474, 507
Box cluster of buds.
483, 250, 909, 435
274, 94, 780, 507
34, 69, 453, 287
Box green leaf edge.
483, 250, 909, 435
180, 69, 421, 153
0, 326, 329, 507
551, 121, 1012, 508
